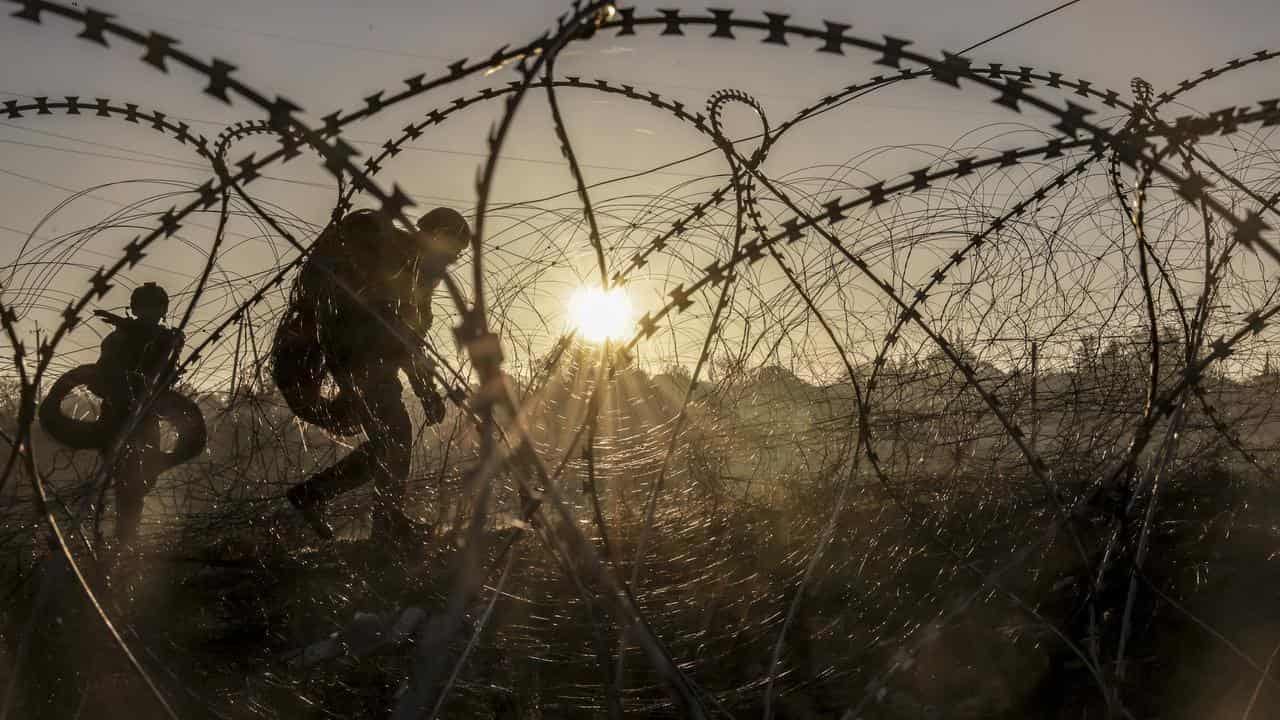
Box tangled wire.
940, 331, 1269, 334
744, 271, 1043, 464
4, 2, 1280, 718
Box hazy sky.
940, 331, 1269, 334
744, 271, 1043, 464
2, 0, 1278, 383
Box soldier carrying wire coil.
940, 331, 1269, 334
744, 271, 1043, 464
273, 206, 470, 542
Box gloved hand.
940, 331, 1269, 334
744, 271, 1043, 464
420, 386, 446, 425
407, 354, 446, 425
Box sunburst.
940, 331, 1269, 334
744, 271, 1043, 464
567, 285, 634, 343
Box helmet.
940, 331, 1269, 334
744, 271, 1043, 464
130, 282, 169, 322
417, 207, 470, 237
415, 207, 471, 262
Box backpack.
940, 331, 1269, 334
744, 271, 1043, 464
271, 210, 401, 436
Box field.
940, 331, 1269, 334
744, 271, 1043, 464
4, 1, 1280, 718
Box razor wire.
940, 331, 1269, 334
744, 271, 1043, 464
3, 1, 1280, 718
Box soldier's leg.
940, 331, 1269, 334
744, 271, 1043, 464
364, 383, 412, 515
357, 365, 425, 541
113, 415, 163, 547
112, 445, 146, 548
293, 367, 402, 501
287, 369, 367, 539
288, 364, 405, 539
114, 487, 145, 547
294, 440, 380, 501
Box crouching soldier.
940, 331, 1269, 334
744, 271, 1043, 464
275, 207, 469, 542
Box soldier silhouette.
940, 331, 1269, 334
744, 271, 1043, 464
278, 206, 469, 541
89, 282, 186, 548
39, 281, 204, 556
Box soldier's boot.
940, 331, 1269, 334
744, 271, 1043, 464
287, 481, 335, 540
371, 506, 431, 545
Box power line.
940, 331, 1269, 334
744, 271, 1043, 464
0, 166, 311, 257
0, 0, 1093, 229
0, 138, 209, 173
957, 0, 1087, 56
514, 0, 1092, 208
0, 90, 714, 179
0, 223, 205, 280
118, 7, 458, 63
798, 0, 1089, 126
0, 123, 480, 207
0, 122, 730, 210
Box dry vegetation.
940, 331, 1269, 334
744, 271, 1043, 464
4, 3, 1280, 719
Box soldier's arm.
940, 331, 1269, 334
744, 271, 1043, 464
98, 327, 118, 355
405, 345, 446, 424
89, 329, 125, 396
160, 328, 186, 384
404, 269, 448, 422
168, 328, 186, 363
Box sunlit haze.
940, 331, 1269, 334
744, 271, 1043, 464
6, 1, 1280, 716
568, 285, 634, 343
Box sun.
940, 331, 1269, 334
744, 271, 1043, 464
568, 285, 634, 343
